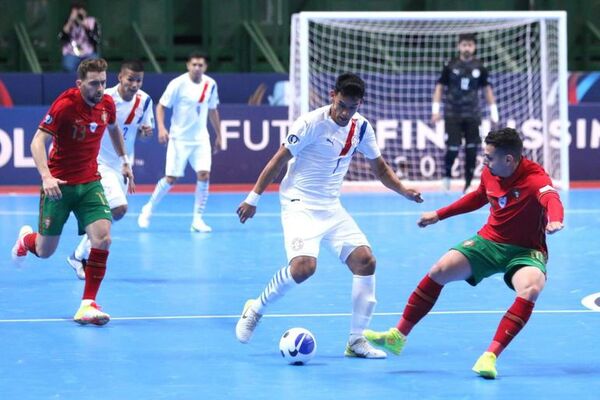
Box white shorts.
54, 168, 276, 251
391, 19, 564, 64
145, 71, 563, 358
165, 137, 212, 177
281, 202, 370, 264
98, 163, 127, 209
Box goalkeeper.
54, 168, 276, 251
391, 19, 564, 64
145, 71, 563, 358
431, 33, 499, 193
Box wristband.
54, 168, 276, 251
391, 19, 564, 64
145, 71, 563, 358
431, 102, 441, 114
489, 104, 499, 123
120, 155, 131, 165
244, 191, 261, 206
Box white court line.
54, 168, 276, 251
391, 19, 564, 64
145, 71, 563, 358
1, 209, 599, 218
0, 309, 595, 324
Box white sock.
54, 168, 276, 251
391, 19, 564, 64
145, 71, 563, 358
147, 177, 172, 212
193, 180, 209, 218
74, 234, 91, 260
253, 265, 297, 314
350, 274, 377, 342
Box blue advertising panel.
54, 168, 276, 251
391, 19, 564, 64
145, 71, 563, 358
0, 104, 598, 185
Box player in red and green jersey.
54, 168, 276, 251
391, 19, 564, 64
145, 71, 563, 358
11, 58, 134, 326
364, 127, 564, 379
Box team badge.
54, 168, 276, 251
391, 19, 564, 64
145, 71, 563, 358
463, 239, 475, 247
513, 189, 520, 199
452, 68, 460, 75
291, 237, 304, 251
89, 122, 98, 133
288, 134, 299, 144
351, 134, 360, 147
498, 196, 507, 208
472, 69, 480, 78
101, 111, 108, 124
43, 114, 53, 124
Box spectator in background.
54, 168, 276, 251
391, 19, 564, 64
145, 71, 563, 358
59, 3, 100, 72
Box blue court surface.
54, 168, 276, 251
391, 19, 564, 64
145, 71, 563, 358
0, 189, 598, 400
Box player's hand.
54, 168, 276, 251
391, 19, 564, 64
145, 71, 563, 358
42, 175, 67, 200
237, 202, 256, 224
417, 211, 439, 228
402, 188, 423, 203
158, 127, 169, 144
431, 113, 442, 124
546, 221, 564, 235
139, 124, 153, 137
213, 136, 222, 155
122, 164, 135, 194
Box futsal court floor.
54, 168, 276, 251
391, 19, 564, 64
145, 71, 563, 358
0, 189, 598, 399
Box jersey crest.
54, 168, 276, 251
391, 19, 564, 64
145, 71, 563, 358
89, 122, 98, 133
498, 196, 507, 208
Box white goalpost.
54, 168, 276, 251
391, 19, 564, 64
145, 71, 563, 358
289, 11, 569, 189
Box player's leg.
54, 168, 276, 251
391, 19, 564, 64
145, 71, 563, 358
364, 249, 472, 355
473, 264, 546, 379
235, 204, 323, 343
69, 165, 127, 279
190, 137, 212, 232
463, 118, 482, 193
72, 181, 112, 325
323, 207, 385, 358
12, 186, 72, 261
443, 118, 462, 191
138, 140, 185, 228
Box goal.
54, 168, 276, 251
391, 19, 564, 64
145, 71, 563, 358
289, 12, 569, 188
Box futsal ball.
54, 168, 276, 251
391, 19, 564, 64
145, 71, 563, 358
279, 327, 317, 365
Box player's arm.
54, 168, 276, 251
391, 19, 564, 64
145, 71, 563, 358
368, 156, 423, 203
107, 123, 135, 194
431, 83, 443, 123
484, 86, 499, 124
538, 186, 564, 234
31, 128, 67, 200
156, 103, 169, 144
208, 108, 222, 154
418, 185, 488, 228
237, 145, 293, 223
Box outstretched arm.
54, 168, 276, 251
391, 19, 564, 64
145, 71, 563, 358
368, 156, 423, 203
418, 186, 488, 228
237, 145, 293, 223
539, 190, 564, 234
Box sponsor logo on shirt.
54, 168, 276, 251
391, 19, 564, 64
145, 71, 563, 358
513, 189, 520, 199
44, 114, 53, 124
288, 134, 299, 144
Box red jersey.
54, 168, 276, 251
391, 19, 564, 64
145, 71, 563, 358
39, 88, 116, 184
437, 158, 564, 254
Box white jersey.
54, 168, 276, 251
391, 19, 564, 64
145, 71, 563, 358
98, 85, 155, 171
280, 105, 381, 209
159, 73, 219, 143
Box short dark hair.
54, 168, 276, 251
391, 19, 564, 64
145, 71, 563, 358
121, 60, 144, 73
77, 58, 107, 80
484, 127, 523, 159
334, 73, 365, 99
188, 51, 208, 62
458, 33, 477, 44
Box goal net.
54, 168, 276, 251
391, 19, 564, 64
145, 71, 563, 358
289, 12, 568, 189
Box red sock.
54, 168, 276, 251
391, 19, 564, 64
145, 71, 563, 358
23, 232, 39, 256
487, 296, 535, 356
396, 274, 443, 336
83, 248, 108, 301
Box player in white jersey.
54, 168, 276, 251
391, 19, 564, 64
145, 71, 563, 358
137, 51, 222, 232
235, 73, 424, 358
67, 60, 154, 279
